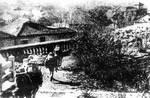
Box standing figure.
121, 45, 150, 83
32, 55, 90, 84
53, 45, 63, 69
44, 52, 57, 81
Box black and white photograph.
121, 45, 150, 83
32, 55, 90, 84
0, 0, 150, 98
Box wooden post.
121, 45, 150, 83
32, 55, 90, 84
8, 55, 15, 82
42, 47, 45, 54
45, 48, 48, 54
27, 49, 30, 54
37, 48, 39, 55
31, 48, 33, 55
39, 47, 42, 55
33, 48, 36, 55
23, 50, 25, 55
24, 49, 27, 55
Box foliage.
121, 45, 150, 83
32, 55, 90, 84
36, 5, 112, 27
112, 12, 126, 28
73, 21, 149, 92
37, 6, 63, 26
37, 16, 61, 26
70, 6, 90, 24
88, 6, 112, 27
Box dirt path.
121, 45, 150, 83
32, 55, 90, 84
35, 55, 80, 98
36, 67, 81, 98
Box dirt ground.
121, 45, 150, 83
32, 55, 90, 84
35, 56, 145, 98
36, 68, 144, 98
36, 55, 81, 98
36, 67, 81, 98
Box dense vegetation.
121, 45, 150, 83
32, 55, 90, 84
70, 6, 149, 92
73, 28, 150, 91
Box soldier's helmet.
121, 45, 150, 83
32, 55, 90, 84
47, 52, 54, 60
54, 45, 60, 52
49, 52, 54, 56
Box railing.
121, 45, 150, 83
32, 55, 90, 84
0, 38, 76, 62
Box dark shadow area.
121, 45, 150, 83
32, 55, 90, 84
52, 78, 81, 86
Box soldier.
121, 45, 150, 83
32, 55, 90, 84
53, 45, 62, 68
44, 52, 56, 81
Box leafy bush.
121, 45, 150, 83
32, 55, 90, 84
73, 28, 149, 91
68, 5, 150, 92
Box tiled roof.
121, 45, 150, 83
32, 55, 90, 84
0, 18, 29, 36
0, 18, 76, 37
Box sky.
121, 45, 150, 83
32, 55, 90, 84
0, 0, 149, 22
0, 0, 150, 10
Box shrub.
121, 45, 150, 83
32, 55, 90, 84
73, 28, 149, 91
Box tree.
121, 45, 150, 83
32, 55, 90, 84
72, 6, 147, 91
112, 12, 126, 28
88, 6, 112, 28
37, 6, 62, 26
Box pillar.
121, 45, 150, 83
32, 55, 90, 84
8, 55, 15, 82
